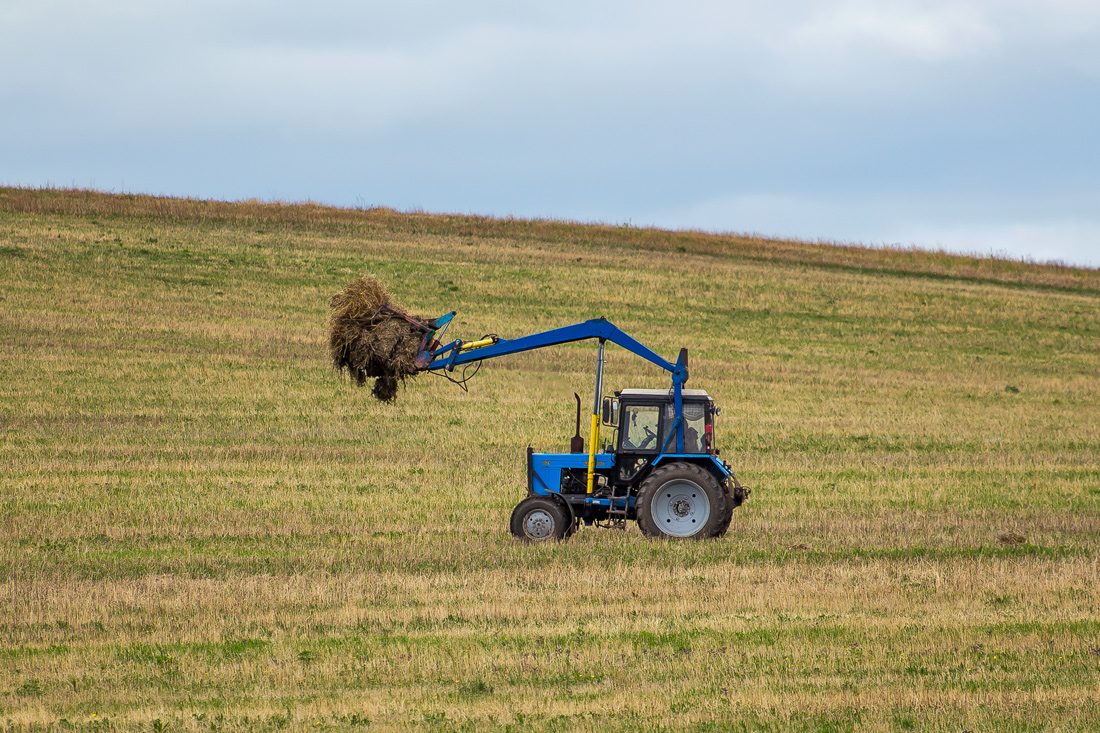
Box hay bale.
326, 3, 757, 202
328, 276, 429, 402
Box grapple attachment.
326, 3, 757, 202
413, 310, 456, 370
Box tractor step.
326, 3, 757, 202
604, 485, 630, 529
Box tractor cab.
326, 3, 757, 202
605, 388, 718, 456
601, 388, 722, 490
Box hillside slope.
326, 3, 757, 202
2, 188, 1098, 731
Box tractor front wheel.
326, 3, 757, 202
637, 463, 726, 540
510, 496, 571, 542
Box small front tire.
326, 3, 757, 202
510, 496, 571, 542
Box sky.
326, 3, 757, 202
2, 1, 1099, 266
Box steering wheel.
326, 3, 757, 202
638, 425, 657, 450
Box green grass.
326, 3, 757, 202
1, 187, 1098, 731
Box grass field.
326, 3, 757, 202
2, 187, 1098, 731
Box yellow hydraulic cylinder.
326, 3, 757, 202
586, 413, 600, 494
459, 337, 498, 351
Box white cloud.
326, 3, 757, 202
4, 1, 1098, 129
785, 2, 999, 62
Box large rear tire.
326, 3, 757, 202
637, 463, 726, 540
510, 496, 571, 542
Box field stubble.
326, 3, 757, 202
1, 189, 1099, 731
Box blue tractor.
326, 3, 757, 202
415, 315, 749, 541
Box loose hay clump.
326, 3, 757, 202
328, 276, 430, 402
997, 532, 1027, 547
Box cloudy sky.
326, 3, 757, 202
3, 1, 1098, 266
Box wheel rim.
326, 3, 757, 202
650, 479, 710, 537
523, 509, 555, 539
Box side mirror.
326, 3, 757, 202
601, 397, 619, 426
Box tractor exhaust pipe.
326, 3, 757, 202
571, 393, 585, 453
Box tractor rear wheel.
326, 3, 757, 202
637, 463, 726, 540
510, 496, 571, 542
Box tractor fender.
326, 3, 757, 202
545, 491, 575, 525
652, 454, 730, 479
648, 455, 747, 509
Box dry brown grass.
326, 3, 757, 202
3, 185, 1097, 292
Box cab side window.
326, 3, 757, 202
621, 405, 660, 451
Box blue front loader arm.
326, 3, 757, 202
418, 317, 690, 453
423, 318, 682, 381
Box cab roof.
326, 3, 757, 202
617, 388, 710, 398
